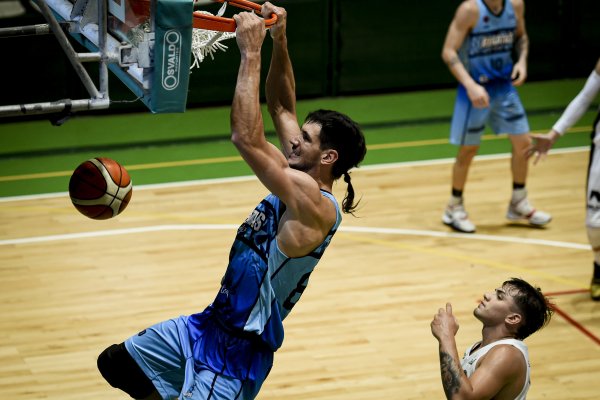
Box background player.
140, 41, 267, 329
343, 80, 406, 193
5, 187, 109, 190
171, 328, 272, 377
528, 57, 600, 300
431, 278, 553, 399
96, 3, 367, 399
441, 0, 551, 233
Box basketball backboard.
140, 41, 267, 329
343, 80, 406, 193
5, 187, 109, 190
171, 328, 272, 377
51, 0, 194, 112
0, 0, 193, 117
0, 0, 274, 119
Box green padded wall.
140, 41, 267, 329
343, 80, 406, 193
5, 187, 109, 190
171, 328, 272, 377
1, 0, 598, 113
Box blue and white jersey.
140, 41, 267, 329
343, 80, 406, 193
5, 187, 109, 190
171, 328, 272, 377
187, 190, 341, 381
460, 0, 517, 84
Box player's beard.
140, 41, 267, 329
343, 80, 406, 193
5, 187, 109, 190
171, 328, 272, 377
287, 152, 313, 173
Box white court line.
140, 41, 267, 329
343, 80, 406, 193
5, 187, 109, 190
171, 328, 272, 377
0, 146, 591, 250
0, 146, 588, 203
340, 226, 590, 250
0, 224, 590, 250
0, 224, 237, 246
0, 175, 260, 203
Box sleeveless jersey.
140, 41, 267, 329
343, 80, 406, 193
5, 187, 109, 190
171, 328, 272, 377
459, 0, 517, 84
461, 339, 531, 400
586, 110, 600, 227
187, 190, 341, 381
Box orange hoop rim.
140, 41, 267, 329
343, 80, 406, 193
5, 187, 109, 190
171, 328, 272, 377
193, 0, 277, 33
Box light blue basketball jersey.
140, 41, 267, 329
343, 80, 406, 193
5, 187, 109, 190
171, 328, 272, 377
449, 0, 528, 143
460, 0, 517, 84
187, 190, 341, 381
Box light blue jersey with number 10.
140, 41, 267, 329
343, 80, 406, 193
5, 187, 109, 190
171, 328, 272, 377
460, 0, 517, 85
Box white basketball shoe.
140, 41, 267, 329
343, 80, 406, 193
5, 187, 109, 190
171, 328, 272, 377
506, 196, 552, 226
442, 203, 476, 233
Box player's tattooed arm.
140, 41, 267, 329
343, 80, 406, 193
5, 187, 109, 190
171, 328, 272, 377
514, 34, 529, 59
439, 351, 461, 399
446, 55, 461, 68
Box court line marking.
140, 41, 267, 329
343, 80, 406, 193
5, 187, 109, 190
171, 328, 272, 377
0, 126, 590, 183
2, 225, 596, 345
338, 233, 587, 288
340, 226, 590, 250
340, 234, 599, 346
0, 222, 589, 289
552, 304, 600, 346
546, 289, 589, 296
2, 143, 596, 347
0, 146, 589, 203
0, 223, 589, 251
0, 224, 237, 245
367, 125, 591, 151
545, 289, 600, 346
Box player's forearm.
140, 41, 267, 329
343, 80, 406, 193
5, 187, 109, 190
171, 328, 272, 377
231, 52, 264, 147
266, 37, 296, 117
437, 340, 472, 400
442, 50, 478, 90
553, 70, 600, 135
265, 36, 297, 154
514, 33, 529, 65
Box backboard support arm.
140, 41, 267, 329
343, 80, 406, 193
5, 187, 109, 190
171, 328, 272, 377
0, 0, 114, 119
1, 0, 193, 119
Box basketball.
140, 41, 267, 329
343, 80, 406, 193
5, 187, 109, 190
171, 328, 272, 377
69, 157, 133, 220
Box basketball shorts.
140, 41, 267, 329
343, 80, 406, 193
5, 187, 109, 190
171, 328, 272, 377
450, 81, 530, 146
124, 316, 262, 400
587, 117, 600, 228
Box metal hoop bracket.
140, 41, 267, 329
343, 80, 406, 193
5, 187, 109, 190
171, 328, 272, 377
193, 0, 277, 32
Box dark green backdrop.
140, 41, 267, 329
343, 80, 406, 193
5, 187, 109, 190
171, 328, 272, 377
1, 0, 598, 112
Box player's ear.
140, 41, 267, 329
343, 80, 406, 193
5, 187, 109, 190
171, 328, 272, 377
321, 149, 338, 166
505, 312, 522, 326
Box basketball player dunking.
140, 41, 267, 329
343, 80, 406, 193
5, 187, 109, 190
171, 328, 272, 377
96, 3, 367, 400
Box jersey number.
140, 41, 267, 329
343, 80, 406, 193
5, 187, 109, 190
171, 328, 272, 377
283, 272, 311, 311
491, 57, 504, 71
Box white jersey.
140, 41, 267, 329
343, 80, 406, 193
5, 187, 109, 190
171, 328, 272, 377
461, 339, 531, 400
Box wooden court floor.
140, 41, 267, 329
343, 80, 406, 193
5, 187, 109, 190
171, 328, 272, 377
1, 149, 598, 399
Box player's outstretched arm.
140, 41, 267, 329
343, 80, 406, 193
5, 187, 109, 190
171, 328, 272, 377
230, 11, 332, 239
230, 12, 288, 189
264, 3, 301, 157
528, 58, 600, 164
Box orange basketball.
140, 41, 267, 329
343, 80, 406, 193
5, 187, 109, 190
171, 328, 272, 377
69, 157, 133, 220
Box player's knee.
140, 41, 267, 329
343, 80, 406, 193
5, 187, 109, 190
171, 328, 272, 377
510, 133, 532, 151
97, 343, 156, 399
456, 146, 479, 165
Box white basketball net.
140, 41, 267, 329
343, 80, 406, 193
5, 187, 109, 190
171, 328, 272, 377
190, 2, 236, 69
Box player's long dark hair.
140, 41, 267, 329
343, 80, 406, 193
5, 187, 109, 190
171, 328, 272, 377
305, 109, 367, 215
505, 278, 554, 340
